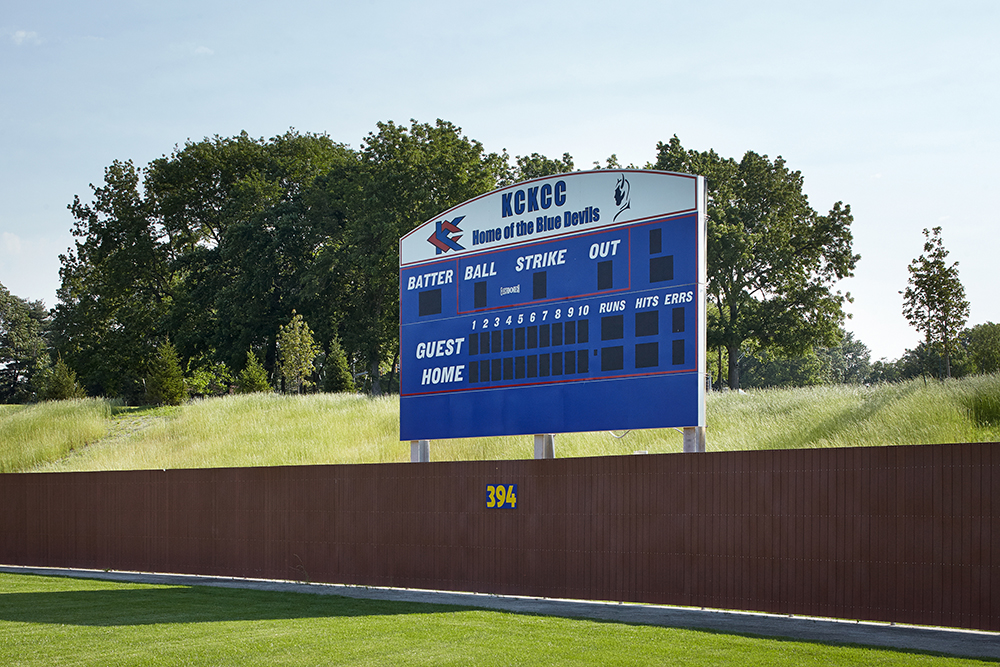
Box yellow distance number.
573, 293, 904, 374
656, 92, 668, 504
486, 484, 518, 509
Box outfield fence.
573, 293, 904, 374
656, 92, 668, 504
1, 442, 996, 631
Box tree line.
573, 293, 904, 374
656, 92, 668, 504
1, 118, 994, 404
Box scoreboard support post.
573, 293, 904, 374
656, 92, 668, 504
410, 440, 430, 462
683, 426, 706, 453
533, 434, 555, 459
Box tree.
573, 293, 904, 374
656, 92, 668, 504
818, 329, 872, 384
184, 356, 233, 397
146, 130, 355, 374
0, 281, 49, 402
39, 357, 86, 401
277, 311, 320, 394
514, 152, 574, 180
740, 346, 832, 389
52, 132, 354, 398
322, 336, 355, 393
235, 351, 272, 394
901, 227, 969, 379
51, 159, 169, 401
146, 341, 187, 405
964, 322, 1000, 375
654, 136, 859, 389
319, 119, 508, 393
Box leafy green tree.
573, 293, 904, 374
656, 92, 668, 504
514, 152, 574, 180
185, 356, 234, 397
868, 358, 904, 384
653, 136, 859, 389
964, 322, 1000, 375
53, 132, 354, 399
739, 328, 873, 388
39, 356, 86, 401
277, 311, 320, 394
146, 130, 355, 373
51, 160, 169, 401
322, 336, 355, 393
901, 227, 969, 379
320, 119, 508, 393
146, 341, 187, 405
740, 346, 831, 388
235, 351, 272, 394
0, 281, 49, 402
818, 330, 872, 384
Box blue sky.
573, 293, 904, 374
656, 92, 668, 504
2, 0, 997, 361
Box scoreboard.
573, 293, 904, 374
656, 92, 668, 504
399, 170, 706, 441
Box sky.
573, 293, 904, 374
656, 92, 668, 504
1, 0, 997, 362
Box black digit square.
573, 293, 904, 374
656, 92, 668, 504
468, 333, 479, 355
533, 271, 547, 300
480, 359, 491, 382
635, 310, 658, 337
469, 361, 480, 383
503, 357, 514, 380
503, 328, 513, 352
635, 342, 659, 368
601, 346, 624, 371
565, 320, 576, 345
474, 281, 487, 309
650, 255, 674, 283
527, 354, 538, 378
577, 349, 589, 373
527, 326, 538, 348
492, 330, 501, 354
515, 356, 526, 379
597, 260, 613, 290
578, 319, 589, 343
601, 315, 624, 341
673, 307, 685, 333
650, 228, 662, 254
672, 339, 685, 365
480, 331, 490, 354
552, 322, 563, 346
539, 354, 550, 377
419, 288, 442, 316
551, 352, 563, 375
492, 358, 502, 381
564, 351, 576, 374
540, 324, 550, 347
515, 327, 526, 350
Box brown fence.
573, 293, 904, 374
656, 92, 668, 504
1, 442, 997, 631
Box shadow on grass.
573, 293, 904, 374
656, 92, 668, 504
0, 585, 467, 627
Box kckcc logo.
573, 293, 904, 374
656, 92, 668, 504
428, 216, 465, 254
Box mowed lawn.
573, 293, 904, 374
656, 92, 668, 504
0, 573, 992, 666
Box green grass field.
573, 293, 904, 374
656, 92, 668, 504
2, 375, 999, 473
0, 573, 991, 666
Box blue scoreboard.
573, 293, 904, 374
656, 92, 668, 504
399, 170, 706, 441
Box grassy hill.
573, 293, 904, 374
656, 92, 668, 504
2, 375, 999, 474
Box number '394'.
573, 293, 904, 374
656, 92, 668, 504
486, 484, 517, 508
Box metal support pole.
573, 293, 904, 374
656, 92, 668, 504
410, 440, 430, 462
533, 434, 555, 459
682, 427, 706, 453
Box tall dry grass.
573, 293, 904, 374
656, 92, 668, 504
20, 374, 1000, 472
0, 399, 111, 472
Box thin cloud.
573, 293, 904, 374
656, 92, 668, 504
11, 30, 40, 46
2, 232, 22, 255
169, 43, 215, 57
